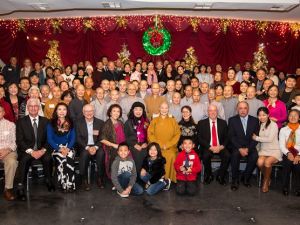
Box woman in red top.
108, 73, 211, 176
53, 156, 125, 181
226, 68, 241, 95
0, 85, 15, 123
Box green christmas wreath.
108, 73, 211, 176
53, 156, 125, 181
142, 27, 171, 56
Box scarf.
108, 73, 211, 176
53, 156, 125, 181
286, 123, 299, 156
133, 117, 149, 143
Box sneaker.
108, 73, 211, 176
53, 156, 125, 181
117, 191, 129, 198
163, 178, 171, 191
112, 186, 116, 191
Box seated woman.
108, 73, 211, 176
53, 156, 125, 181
148, 102, 180, 183
47, 102, 76, 192
252, 107, 282, 193
279, 109, 300, 196
124, 102, 149, 175
101, 104, 125, 178
263, 85, 287, 129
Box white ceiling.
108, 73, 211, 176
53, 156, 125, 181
0, 0, 300, 22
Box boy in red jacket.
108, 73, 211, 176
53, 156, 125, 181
174, 137, 201, 196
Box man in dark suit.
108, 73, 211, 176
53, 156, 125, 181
228, 101, 259, 191
76, 104, 105, 191
104, 61, 121, 82
156, 60, 165, 82
279, 75, 300, 109
16, 98, 54, 200
2, 56, 20, 84
197, 104, 230, 185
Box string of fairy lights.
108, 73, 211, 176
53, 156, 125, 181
0, 15, 299, 39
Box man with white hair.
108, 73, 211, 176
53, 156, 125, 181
76, 104, 105, 191
16, 98, 53, 200
197, 104, 230, 185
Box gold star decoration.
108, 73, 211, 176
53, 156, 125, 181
116, 16, 127, 29
189, 18, 200, 32
17, 19, 26, 32
256, 21, 268, 36
83, 19, 95, 32
220, 19, 231, 34
51, 19, 62, 34
290, 23, 300, 39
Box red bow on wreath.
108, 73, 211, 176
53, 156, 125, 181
149, 29, 163, 47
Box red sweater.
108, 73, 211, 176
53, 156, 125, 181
0, 98, 15, 123
174, 149, 201, 181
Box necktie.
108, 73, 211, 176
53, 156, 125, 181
212, 121, 218, 146
33, 118, 38, 150
242, 118, 247, 134
184, 153, 189, 168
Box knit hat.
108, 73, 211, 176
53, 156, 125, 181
130, 101, 145, 111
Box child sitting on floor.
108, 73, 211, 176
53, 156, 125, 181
140, 142, 171, 195
174, 137, 201, 196
111, 142, 143, 198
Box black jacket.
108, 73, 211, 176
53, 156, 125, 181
227, 115, 259, 152
197, 118, 228, 152
16, 115, 49, 157
104, 70, 121, 81
141, 157, 166, 184
75, 117, 105, 151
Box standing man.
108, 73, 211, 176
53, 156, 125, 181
279, 75, 300, 109
228, 101, 259, 191
2, 56, 20, 84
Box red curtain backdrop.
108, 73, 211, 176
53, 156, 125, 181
0, 16, 300, 73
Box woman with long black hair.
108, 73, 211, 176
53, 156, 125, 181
124, 102, 149, 174
252, 107, 282, 193
47, 102, 76, 192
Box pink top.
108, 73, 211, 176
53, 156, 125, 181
263, 99, 287, 128
114, 122, 125, 144
147, 70, 158, 86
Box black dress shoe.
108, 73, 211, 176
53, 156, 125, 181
295, 190, 300, 196
282, 188, 289, 196
231, 181, 239, 191
17, 188, 26, 201
216, 176, 227, 186
82, 180, 90, 191
204, 175, 214, 184
97, 178, 105, 189
242, 180, 251, 188
46, 181, 56, 192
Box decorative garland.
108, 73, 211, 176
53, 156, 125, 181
1, 15, 300, 39
142, 27, 171, 55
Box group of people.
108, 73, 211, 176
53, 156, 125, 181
0, 55, 300, 201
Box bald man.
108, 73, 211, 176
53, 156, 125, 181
228, 101, 259, 191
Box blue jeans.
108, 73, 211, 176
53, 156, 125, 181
140, 172, 165, 196
118, 172, 143, 195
